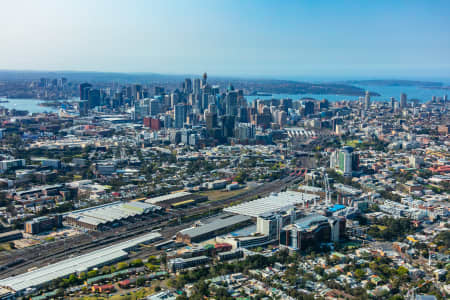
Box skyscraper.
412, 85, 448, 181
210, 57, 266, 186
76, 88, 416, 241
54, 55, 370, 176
202, 72, 207, 88
364, 90, 371, 110
88, 89, 101, 108
205, 109, 218, 132
132, 84, 142, 101
400, 93, 407, 108
225, 91, 238, 116
184, 78, 192, 94
150, 98, 161, 116
174, 104, 186, 128
193, 78, 201, 94
390, 97, 396, 111
79, 83, 92, 100
221, 115, 235, 138
304, 101, 314, 115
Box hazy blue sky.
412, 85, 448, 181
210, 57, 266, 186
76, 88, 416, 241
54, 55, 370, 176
1, 0, 449, 79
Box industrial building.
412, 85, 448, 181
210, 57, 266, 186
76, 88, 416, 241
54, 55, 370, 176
64, 201, 162, 230
223, 191, 320, 217
176, 214, 252, 244
25, 215, 62, 234
0, 230, 22, 243
0, 232, 162, 296
144, 191, 207, 208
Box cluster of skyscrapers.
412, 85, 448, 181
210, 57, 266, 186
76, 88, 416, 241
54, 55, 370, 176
77, 73, 299, 144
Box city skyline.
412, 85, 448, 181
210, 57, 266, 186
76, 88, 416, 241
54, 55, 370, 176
0, 0, 449, 78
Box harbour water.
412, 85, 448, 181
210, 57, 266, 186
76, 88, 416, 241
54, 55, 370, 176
246, 83, 449, 103
1, 83, 448, 114
0, 98, 61, 114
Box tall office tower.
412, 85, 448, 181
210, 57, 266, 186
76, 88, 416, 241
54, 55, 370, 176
79, 83, 92, 100
400, 93, 407, 108
221, 115, 236, 138
236, 123, 256, 140
174, 104, 186, 128
256, 106, 272, 129
278, 111, 287, 127
238, 106, 249, 123
184, 78, 192, 94
390, 97, 396, 111
170, 93, 179, 108
304, 101, 315, 116
150, 99, 161, 116
225, 91, 238, 116
205, 109, 218, 132
113, 92, 123, 108
211, 85, 220, 95
364, 90, 371, 110
444, 94, 448, 102
154, 86, 164, 95
200, 93, 208, 112
280, 98, 293, 110
202, 72, 207, 88
132, 84, 142, 100
88, 89, 101, 108
193, 78, 201, 94
78, 101, 89, 116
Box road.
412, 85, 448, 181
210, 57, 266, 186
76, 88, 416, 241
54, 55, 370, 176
0, 175, 300, 279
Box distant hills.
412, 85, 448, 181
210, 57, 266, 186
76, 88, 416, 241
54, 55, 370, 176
343, 79, 443, 88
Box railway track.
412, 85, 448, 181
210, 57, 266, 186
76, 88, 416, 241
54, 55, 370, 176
0, 175, 299, 278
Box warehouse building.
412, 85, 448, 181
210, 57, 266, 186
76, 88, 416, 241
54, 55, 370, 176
64, 201, 162, 231
145, 191, 207, 208
0, 230, 23, 243
25, 215, 62, 234
176, 214, 252, 244
0, 232, 162, 296
224, 191, 319, 217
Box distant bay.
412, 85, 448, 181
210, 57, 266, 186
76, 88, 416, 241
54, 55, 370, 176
246, 83, 448, 103
1, 83, 448, 114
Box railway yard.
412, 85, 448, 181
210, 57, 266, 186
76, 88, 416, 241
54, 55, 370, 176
0, 175, 299, 279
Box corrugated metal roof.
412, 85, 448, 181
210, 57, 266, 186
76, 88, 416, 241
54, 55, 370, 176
0, 232, 161, 293
179, 215, 251, 239
224, 191, 319, 217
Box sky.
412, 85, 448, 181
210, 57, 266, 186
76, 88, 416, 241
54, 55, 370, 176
0, 0, 450, 80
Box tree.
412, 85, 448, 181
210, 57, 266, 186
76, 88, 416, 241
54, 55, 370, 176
130, 259, 143, 267
136, 276, 146, 286
87, 270, 98, 278
116, 262, 128, 270
397, 266, 409, 278
355, 269, 365, 279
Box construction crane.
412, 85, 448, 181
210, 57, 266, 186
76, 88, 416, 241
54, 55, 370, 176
323, 172, 332, 207
344, 199, 354, 218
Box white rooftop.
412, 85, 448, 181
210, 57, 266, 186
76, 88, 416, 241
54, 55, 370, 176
145, 191, 192, 204
0, 232, 161, 293
224, 191, 319, 217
